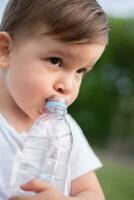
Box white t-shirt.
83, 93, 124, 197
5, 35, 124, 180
0, 113, 102, 199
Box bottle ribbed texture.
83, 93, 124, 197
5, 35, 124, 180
11, 96, 72, 196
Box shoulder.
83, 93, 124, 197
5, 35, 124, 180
65, 114, 102, 180
65, 114, 87, 141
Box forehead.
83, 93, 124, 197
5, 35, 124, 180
13, 33, 105, 67
37, 35, 105, 64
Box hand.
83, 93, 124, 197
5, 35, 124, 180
9, 179, 67, 200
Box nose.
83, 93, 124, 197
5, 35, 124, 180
53, 74, 74, 95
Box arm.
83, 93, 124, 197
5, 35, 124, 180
9, 171, 105, 200
70, 171, 105, 200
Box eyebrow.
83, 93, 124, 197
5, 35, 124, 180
47, 49, 75, 60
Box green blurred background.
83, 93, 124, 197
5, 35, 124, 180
69, 17, 134, 200
0, 1, 134, 200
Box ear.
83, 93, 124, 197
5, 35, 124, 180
0, 32, 13, 69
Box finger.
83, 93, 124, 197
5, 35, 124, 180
9, 195, 31, 200
21, 179, 52, 193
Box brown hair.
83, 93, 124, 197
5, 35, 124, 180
0, 0, 109, 44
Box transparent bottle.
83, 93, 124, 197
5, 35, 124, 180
11, 96, 73, 196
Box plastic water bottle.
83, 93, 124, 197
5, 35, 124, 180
11, 96, 73, 196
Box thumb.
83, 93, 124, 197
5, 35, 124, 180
21, 179, 52, 193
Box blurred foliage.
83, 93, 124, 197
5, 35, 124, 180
69, 17, 134, 151
97, 157, 134, 200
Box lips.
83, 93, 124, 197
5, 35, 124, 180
41, 100, 46, 113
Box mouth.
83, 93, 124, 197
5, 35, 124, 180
40, 96, 69, 114
38, 100, 46, 115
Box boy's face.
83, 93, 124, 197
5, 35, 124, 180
1, 33, 105, 120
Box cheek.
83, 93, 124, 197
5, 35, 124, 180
6, 68, 45, 105
68, 85, 80, 106
69, 76, 83, 106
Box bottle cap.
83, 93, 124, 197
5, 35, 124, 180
45, 96, 67, 109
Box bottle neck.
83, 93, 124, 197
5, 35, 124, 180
45, 106, 67, 115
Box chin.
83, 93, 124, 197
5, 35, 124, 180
24, 109, 41, 121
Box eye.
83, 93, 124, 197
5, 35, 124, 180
49, 57, 62, 67
77, 68, 87, 75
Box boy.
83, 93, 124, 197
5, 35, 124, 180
0, 0, 109, 200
